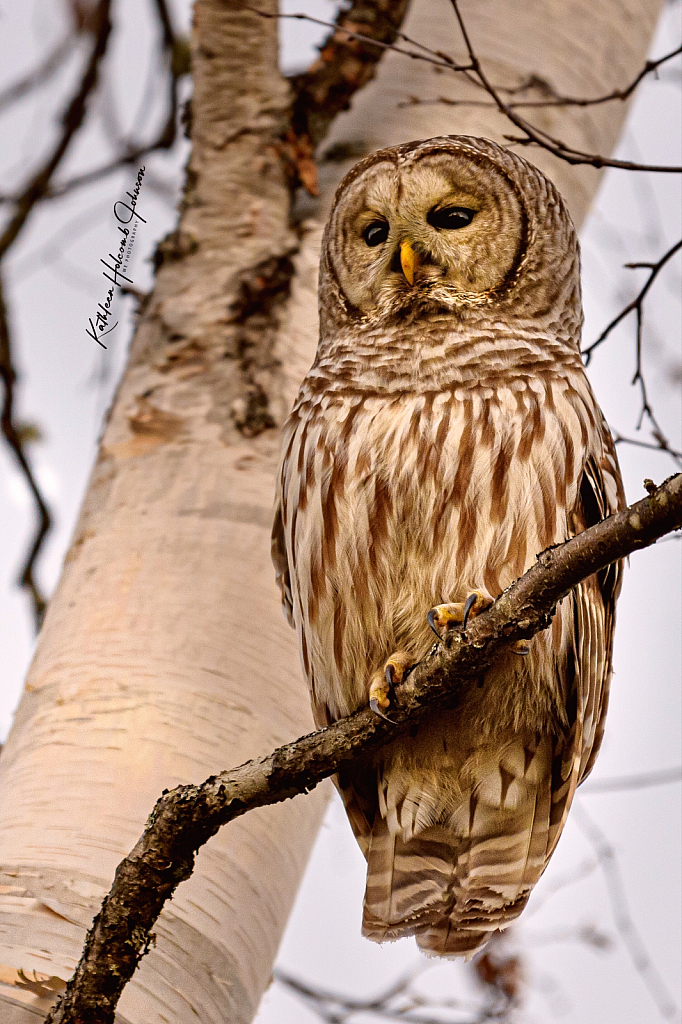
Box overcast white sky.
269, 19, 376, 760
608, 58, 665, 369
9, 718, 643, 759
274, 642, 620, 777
0, 2, 680, 1022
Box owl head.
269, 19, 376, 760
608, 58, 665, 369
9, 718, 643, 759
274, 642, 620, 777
319, 136, 579, 334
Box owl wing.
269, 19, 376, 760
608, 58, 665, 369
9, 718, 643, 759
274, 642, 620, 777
570, 432, 625, 787
272, 496, 294, 628
546, 430, 625, 863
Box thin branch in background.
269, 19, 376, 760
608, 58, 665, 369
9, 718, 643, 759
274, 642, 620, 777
581, 766, 682, 793
259, 10, 473, 75
612, 432, 682, 461
447, 0, 682, 173
583, 239, 682, 465
0, 0, 113, 258
0, 34, 76, 114
42, 476, 682, 1024
0, 276, 51, 627
397, 44, 682, 111
573, 801, 680, 1021
41, 0, 183, 201
0, 0, 184, 629
0, 0, 113, 628
275, 956, 517, 1023
264, 4, 682, 172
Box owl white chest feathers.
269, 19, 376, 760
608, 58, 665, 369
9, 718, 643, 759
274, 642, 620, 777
272, 136, 625, 958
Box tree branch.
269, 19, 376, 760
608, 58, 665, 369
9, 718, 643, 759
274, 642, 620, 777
447, 0, 682, 174
397, 45, 682, 111
267, 1, 413, 195
0, 0, 113, 629
0, 33, 76, 114
584, 239, 682, 466
0, 0, 183, 629
256, 4, 682, 174
44, 474, 682, 1024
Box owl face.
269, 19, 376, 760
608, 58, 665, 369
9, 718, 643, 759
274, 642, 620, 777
325, 142, 528, 320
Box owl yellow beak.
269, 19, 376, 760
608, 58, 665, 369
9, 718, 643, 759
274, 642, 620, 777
399, 239, 418, 285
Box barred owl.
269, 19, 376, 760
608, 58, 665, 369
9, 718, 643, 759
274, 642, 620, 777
272, 136, 624, 958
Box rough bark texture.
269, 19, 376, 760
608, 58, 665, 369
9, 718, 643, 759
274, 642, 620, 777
0, 0, 667, 1022
44, 473, 682, 1024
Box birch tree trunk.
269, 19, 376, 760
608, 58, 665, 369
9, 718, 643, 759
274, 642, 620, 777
0, 0, 664, 1021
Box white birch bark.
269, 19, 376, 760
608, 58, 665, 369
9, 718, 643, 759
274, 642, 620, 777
0, 0, 665, 1021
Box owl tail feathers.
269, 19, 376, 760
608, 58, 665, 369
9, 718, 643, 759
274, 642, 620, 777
361, 818, 492, 959
416, 921, 490, 961
361, 816, 534, 960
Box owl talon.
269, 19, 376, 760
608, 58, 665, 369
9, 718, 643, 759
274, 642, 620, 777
370, 696, 395, 723
461, 592, 480, 630
428, 590, 494, 636
369, 652, 413, 720
427, 608, 441, 640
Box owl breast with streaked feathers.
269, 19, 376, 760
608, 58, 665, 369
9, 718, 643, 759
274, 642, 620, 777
272, 136, 624, 958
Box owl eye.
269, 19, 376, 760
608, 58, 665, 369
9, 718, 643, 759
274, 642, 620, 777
363, 221, 389, 247
427, 206, 476, 230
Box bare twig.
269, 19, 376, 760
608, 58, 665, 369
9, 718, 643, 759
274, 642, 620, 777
447, 0, 682, 174
254, 9, 473, 75
275, 962, 508, 1023
573, 801, 680, 1020
581, 766, 682, 793
0, 1, 113, 627
0, 34, 76, 114
583, 239, 682, 465
0, 1, 182, 204
613, 432, 682, 461
397, 45, 682, 111
43, 475, 682, 1024
584, 240, 682, 361
255, 6, 682, 174
0, 276, 51, 628
0, 0, 113, 259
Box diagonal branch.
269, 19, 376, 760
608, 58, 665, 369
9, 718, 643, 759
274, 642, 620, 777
447, 0, 682, 174
583, 239, 682, 362
0, 33, 76, 114
397, 45, 682, 111
256, 5, 682, 174
0, 0, 113, 258
584, 239, 682, 466
44, 474, 682, 1024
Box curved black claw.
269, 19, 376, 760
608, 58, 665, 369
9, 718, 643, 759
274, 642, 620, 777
427, 608, 442, 641
461, 592, 479, 631
370, 697, 395, 723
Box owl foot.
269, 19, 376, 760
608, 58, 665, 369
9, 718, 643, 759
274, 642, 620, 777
369, 652, 414, 721
427, 590, 494, 639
